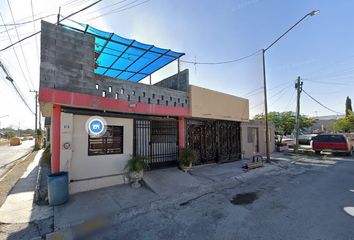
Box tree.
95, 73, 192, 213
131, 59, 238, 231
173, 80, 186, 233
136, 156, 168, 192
345, 96, 352, 117
4, 130, 16, 139
254, 111, 315, 136
331, 114, 354, 133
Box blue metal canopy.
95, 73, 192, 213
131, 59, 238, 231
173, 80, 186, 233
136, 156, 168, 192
62, 21, 185, 82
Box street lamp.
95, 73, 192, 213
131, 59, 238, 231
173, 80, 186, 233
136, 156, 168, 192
263, 10, 320, 163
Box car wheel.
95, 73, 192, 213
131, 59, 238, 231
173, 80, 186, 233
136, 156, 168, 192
315, 150, 321, 155
346, 151, 352, 157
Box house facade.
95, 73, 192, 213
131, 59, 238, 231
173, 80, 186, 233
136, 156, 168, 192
39, 21, 273, 194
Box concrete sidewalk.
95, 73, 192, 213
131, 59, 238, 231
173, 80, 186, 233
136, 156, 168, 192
53, 184, 159, 230
49, 160, 282, 239
0, 150, 53, 224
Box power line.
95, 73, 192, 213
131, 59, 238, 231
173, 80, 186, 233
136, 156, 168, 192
0, 13, 56, 27
60, 0, 103, 23
269, 84, 291, 106
0, 14, 33, 90
181, 50, 261, 65
304, 79, 352, 86
0, 0, 103, 52
85, 0, 150, 21
0, 14, 55, 35
282, 89, 296, 111
30, 0, 40, 64
243, 86, 263, 97
302, 89, 342, 115
79, 0, 129, 18
6, 0, 35, 89
0, 0, 90, 31
0, 61, 34, 114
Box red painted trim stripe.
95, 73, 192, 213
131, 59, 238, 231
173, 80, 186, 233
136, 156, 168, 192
178, 116, 185, 149
39, 88, 190, 117
51, 104, 61, 173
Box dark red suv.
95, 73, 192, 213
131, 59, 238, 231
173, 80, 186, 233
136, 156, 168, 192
312, 134, 353, 156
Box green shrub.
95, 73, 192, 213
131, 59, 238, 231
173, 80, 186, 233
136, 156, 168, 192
125, 155, 145, 173
178, 148, 198, 166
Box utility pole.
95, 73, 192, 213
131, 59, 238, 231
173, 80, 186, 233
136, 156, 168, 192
294, 76, 303, 153
260, 10, 319, 162
30, 90, 38, 137
262, 49, 270, 162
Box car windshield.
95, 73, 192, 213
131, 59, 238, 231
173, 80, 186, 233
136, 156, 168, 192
315, 135, 346, 143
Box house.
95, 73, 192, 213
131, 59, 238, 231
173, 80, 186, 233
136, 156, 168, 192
39, 21, 274, 194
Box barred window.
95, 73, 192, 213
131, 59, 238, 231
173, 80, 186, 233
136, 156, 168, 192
88, 126, 123, 155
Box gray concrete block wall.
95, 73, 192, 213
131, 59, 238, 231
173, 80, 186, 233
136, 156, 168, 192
95, 75, 189, 108
40, 21, 189, 109
153, 69, 189, 92
40, 21, 95, 90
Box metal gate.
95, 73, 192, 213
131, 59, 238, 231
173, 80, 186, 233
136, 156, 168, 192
186, 119, 217, 164
217, 121, 241, 163
134, 119, 178, 170
186, 119, 241, 164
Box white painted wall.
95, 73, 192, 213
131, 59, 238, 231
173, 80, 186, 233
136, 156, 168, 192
60, 113, 133, 194
60, 112, 73, 173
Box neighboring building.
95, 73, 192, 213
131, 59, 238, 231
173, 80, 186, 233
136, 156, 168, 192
39, 21, 273, 194
241, 120, 275, 159
308, 114, 344, 133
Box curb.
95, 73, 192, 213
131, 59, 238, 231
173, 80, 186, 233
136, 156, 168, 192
34, 159, 42, 204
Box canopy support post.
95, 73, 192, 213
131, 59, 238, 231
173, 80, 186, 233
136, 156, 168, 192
177, 58, 180, 73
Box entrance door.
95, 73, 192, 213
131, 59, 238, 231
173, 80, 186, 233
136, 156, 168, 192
134, 119, 178, 169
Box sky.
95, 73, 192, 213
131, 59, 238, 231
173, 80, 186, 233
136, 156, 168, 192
0, 0, 353, 129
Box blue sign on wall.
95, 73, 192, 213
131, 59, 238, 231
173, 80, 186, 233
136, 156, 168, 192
86, 116, 107, 137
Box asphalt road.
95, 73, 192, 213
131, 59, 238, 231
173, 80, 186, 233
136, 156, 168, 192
100, 155, 354, 240
0, 140, 34, 177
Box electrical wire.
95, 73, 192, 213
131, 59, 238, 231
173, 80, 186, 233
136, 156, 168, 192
0, 14, 55, 35
269, 85, 291, 106
10, 80, 35, 114
282, 89, 296, 111
0, 13, 56, 28
30, 0, 40, 64
302, 54, 354, 79
0, 0, 103, 52
0, 68, 34, 114
181, 50, 261, 65
0, 14, 33, 90
304, 79, 351, 86
79, 0, 129, 18
85, 0, 150, 21
302, 89, 342, 115
250, 83, 292, 110
6, 0, 35, 89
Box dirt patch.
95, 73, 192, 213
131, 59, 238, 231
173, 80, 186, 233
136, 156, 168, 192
230, 192, 258, 205
0, 151, 37, 207
0, 141, 9, 147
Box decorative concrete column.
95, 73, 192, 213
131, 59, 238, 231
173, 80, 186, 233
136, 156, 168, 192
51, 104, 61, 173
178, 116, 185, 150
